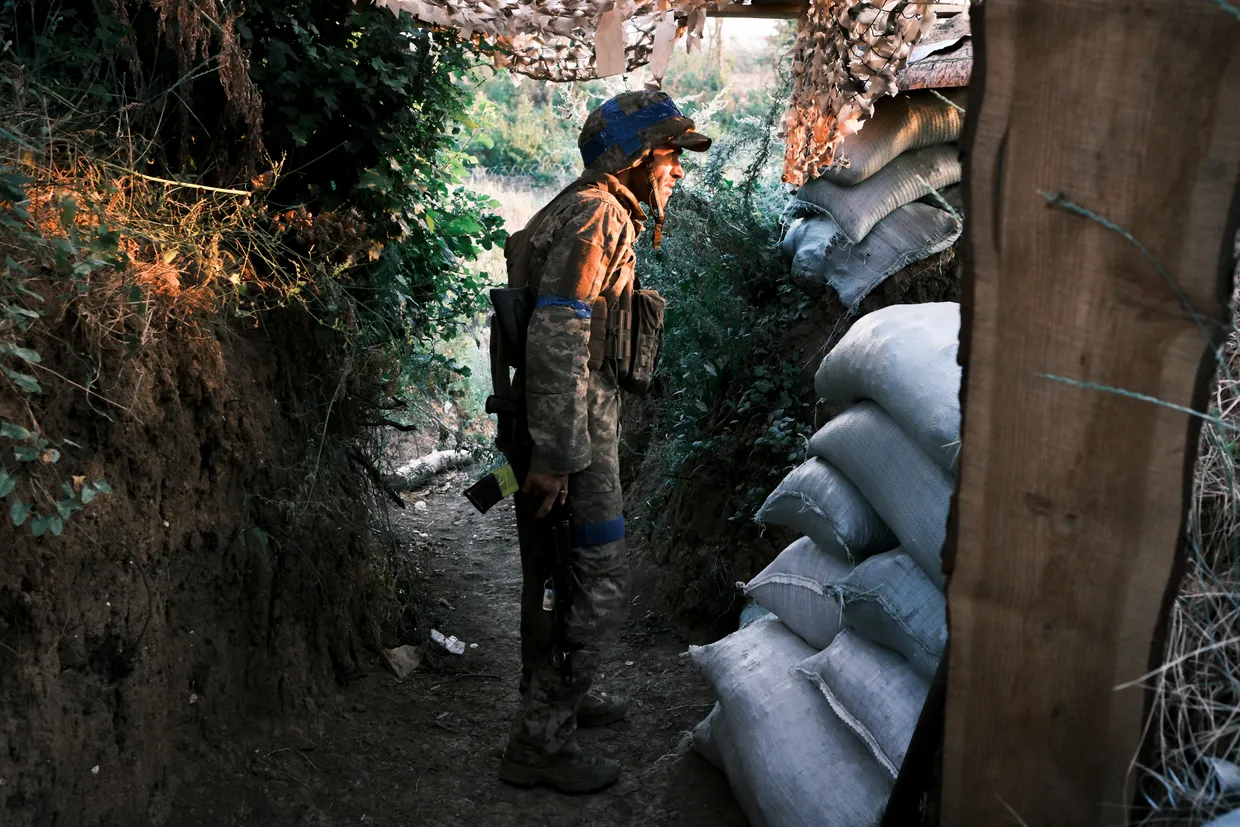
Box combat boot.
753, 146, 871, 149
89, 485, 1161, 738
577, 689, 629, 728
498, 741, 621, 793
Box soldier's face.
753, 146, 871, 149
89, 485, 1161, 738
647, 148, 684, 204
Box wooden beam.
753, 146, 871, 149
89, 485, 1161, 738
704, 1, 967, 18
895, 40, 972, 89
705, 2, 803, 18
943, 1, 1240, 826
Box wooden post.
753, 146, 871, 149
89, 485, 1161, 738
943, 1, 1240, 825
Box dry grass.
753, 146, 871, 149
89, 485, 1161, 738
1136, 296, 1240, 826
463, 170, 563, 286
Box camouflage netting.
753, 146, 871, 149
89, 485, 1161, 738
376, 0, 715, 83
376, 0, 954, 186
780, 0, 938, 186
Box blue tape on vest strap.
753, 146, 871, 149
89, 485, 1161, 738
573, 516, 626, 547
535, 295, 592, 319
579, 98, 686, 168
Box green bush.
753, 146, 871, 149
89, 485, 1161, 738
0, 0, 506, 528
633, 81, 816, 525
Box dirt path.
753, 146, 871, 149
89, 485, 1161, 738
174, 470, 746, 826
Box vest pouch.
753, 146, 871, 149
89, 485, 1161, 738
587, 297, 609, 371
619, 288, 666, 395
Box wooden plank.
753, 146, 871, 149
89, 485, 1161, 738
705, 2, 803, 18
943, 1, 1240, 825
894, 40, 972, 89
705, 1, 965, 18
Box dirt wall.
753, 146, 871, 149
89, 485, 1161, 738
0, 309, 376, 826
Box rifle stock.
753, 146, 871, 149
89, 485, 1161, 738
490, 286, 534, 372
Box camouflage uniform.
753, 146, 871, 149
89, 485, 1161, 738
504, 171, 645, 758
496, 91, 710, 782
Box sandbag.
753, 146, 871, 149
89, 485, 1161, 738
784, 215, 846, 281
754, 457, 896, 560
790, 204, 961, 310
814, 301, 961, 472
1204, 808, 1240, 827
690, 620, 893, 827
692, 702, 729, 771
797, 630, 930, 777
739, 598, 777, 629
840, 551, 946, 681
809, 403, 954, 586
743, 536, 853, 649
797, 144, 961, 244
692, 704, 767, 826
818, 90, 967, 187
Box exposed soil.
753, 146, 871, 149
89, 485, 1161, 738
0, 309, 376, 827
171, 469, 746, 827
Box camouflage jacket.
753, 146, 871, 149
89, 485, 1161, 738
505, 172, 647, 476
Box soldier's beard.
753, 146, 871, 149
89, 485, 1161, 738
646, 163, 667, 250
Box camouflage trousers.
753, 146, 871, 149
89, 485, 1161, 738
506, 403, 630, 756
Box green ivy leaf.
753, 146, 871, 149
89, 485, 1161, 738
30, 515, 51, 537
14, 446, 38, 462
60, 196, 78, 227
10, 499, 30, 526
3, 367, 41, 393
0, 344, 41, 363
92, 480, 113, 495
0, 468, 14, 498
0, 421, 32, 441
443, 216, 484, 237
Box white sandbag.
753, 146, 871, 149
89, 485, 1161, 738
809, 403, 954, 586
784, 214, 847, 280
743, 537, 852, 649
840, 551, 946, 682
754, 457, 896, 560
692, 702, 729, 771
690, 620, 893, 827
692, 704, 767, 827
814, 301, 961, 471
739, 598, 777, 629
797, 630, 930, 777
797, 144, 961, 244
819, 90, 967, 187
1204, 808, 1240, 827
791, 204, 962, 310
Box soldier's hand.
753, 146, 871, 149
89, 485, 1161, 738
523, 472, 568, 519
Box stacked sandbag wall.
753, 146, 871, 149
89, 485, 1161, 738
687, 301, 963, 827
781, 89, 967, 313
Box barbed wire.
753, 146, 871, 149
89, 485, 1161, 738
465, 160, 579, 181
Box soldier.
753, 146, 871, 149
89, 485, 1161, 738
492, 91, 710, 792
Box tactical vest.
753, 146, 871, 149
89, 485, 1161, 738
497, 175, 665, 397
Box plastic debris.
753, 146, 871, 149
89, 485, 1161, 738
430, 629, 466, 655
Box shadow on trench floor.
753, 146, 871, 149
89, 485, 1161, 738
173, 470, 747, 827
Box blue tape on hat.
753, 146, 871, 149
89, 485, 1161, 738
580, 98, 686, 168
